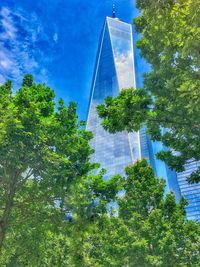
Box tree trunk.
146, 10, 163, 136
0, 181, 16, 251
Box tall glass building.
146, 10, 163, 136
86, 17, 141, 179
177, 161, 200, 221
86, 16, 200, 221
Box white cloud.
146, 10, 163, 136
0, 73, 6, 84
0, 6, 50, 88
0, 50, 13, 70
0, 7, 17, 40
114, 50, 135, 90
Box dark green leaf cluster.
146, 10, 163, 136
97, 88, 151, 133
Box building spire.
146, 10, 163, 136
112, 3, 116, 18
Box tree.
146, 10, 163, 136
117, 160, 200, 266
0, 76, 84, 259
69, 160, 200, 267
0, 75, 122, 265
97, 0, 200, 182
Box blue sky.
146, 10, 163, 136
0, 0, 144, 120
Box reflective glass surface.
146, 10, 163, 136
177, 160, 200, 221
107, 17, 135, 90
86, 17, 140, 179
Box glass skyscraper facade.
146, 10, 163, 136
177, 161, 200, 221
86, 16, 200, 221
86, 17, 140, 179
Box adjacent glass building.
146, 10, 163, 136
177, 160, 200, 221
86, 16, 200, 221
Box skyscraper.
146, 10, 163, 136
86, 16, 141, 179
177, 161, 200, 221
86, 15, 200, 221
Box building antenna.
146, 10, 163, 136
112, 3, 116, 18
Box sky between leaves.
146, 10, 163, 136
0, 0, 147, 120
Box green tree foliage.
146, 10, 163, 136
97, 0, 200, 182
1, 3, 199, 265
0, 75, 120, 265
57, 160, 200, 267
1, 76, 199, 266
32, 161, 200, 267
